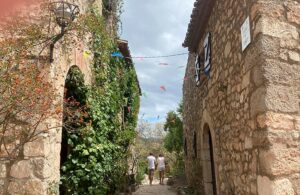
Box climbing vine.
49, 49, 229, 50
60, 7, 140, 194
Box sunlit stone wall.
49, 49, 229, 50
0, 0, 101, 194
183, 0, 300, 194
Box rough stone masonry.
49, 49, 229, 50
0, 0, 101, 194
182, 0, 300, 194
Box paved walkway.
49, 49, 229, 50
133, 184, 176, 195
133, 176, 176, 195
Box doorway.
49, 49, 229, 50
202, 124, 217, 195
60, 66, 86, 194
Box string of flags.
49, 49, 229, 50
109, 51, 188, 96
159, 63, 169, 66
110, 52, 188, 60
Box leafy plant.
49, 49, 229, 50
60, 7, 140, 194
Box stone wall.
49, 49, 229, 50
183, 0, 300, 194
0, 0, 102, 194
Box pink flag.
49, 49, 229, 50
160, 86, 167, 92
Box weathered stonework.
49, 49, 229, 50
0, 0, 103, 194
183, 0, 300, 194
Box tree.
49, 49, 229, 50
164, 104, 183, 155
163, 102, 184, 176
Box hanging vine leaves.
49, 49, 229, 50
60, 6, 140, 194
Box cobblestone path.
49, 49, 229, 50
133, 176, 176, 195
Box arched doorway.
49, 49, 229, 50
202, 124, 217, 195
60, 66, 87, 194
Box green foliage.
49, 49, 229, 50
60, 8, 140, 195
136, 161, 147, 184
164, 108, 183, 154
163, 102, 184, 177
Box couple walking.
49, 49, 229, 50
147, 153, 165, 185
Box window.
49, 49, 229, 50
194, 32, 212, 86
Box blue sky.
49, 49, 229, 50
121, 0, 195, 123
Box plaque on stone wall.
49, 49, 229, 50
241, 16, 251, 51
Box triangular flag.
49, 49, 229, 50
160, 86, 166, 92
111, 52, 123, 58
83, 50, 91, 59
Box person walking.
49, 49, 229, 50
157, 154, 166, 185
147, 153, 156, 185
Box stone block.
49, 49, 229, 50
258, 177, 295, 195
254, 17, 299, 40
295, 117, 300, 130
224, 42, 231, 58
8, 181, 25, 195
245, 137, 253, 149
256, 112, 294, 130
251, 2, 284, 20
24, 137, 47, 157
241, 71, 251, 90
32, 158, 52, 179
24, 180, 44, 195
0, 163, 6, 178
265, 85, 299, 113
287, 3, 300, 25
290, 174, 300, 195
257, 176, 273, 195
252, 65, 264, 87
264, 59, 300, 85
250, 87, 267, 117
280, 39, 299, 49
259, 144, 300, 176
273, 178, 295, 195
288, 51, 300, 62
10, 160, 31, 179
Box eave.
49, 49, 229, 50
183, 0, 216, 53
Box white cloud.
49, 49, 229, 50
121, 0, 195, 123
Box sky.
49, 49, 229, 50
121, 0, 195, 123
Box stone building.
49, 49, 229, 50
182, 0, 300, 194
0, 0, 139, 194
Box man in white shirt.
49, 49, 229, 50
146, 153, 156, 185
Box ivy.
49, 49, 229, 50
60, 7, 140, 194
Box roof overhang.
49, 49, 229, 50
183, 0, 216, 53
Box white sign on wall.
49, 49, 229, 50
241, 16, 251, 51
